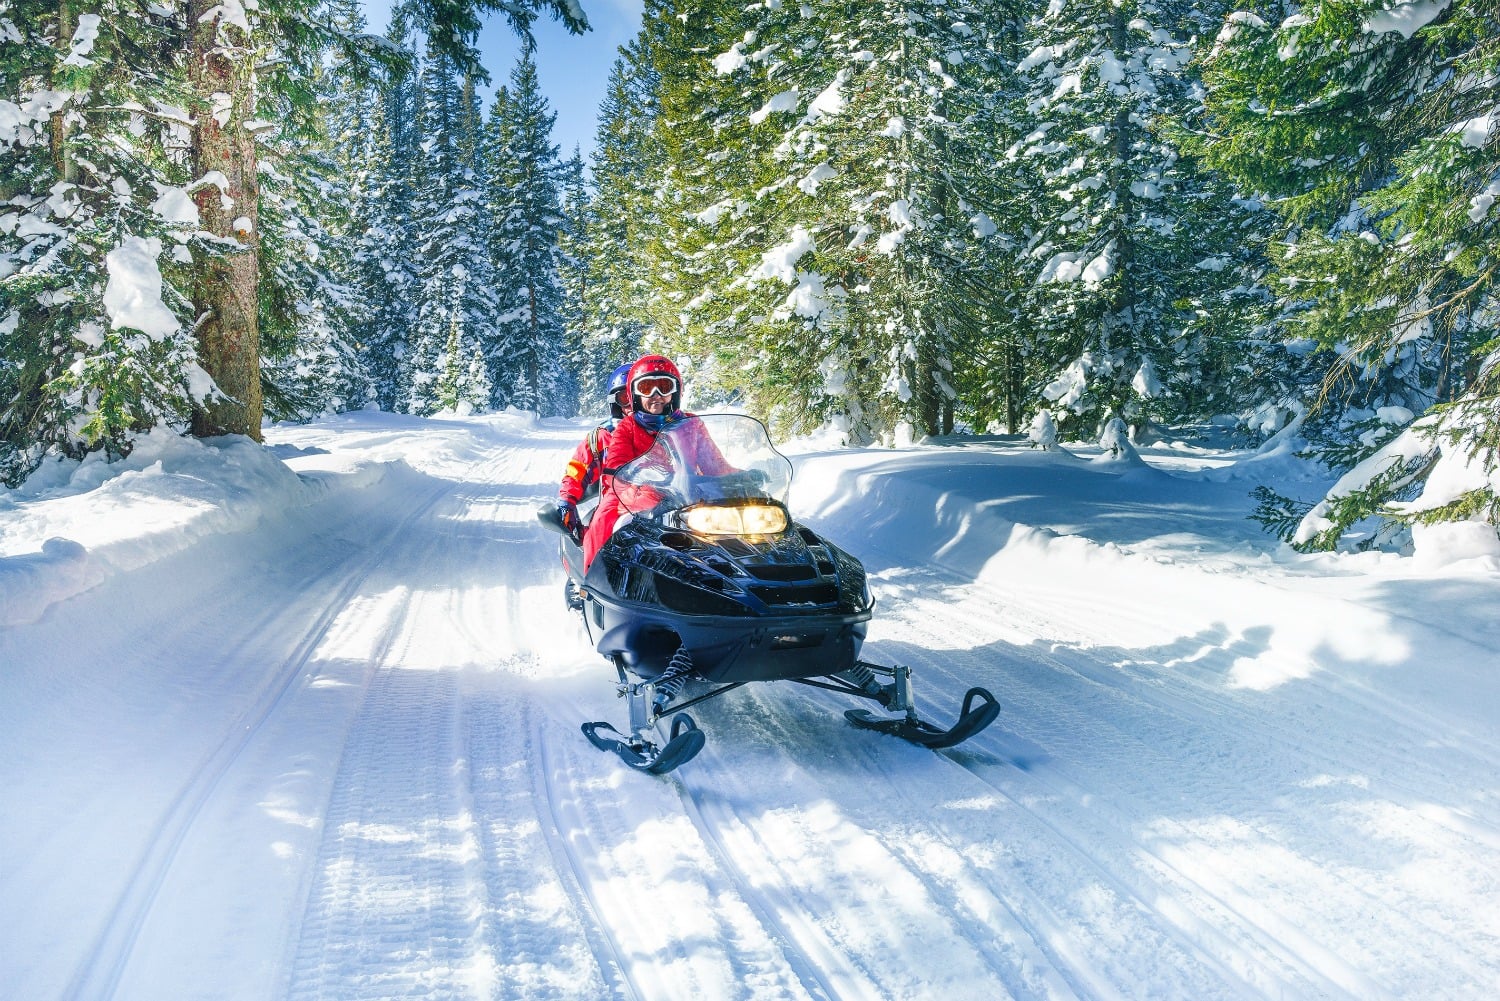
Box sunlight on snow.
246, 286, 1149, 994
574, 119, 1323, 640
1228, 611, 1410, 691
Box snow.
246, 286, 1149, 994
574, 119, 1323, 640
103, 236, 179, 340
1455, 108, 1494, 149
781, 269, 833, 321
753, 225, 815, 283
151, 183, 201, 227
199, 0, 253, 36
712, 42, 749, 75
749, 88, 799, 125
1469, 179, 1500, 222
796, 162, 837, 196
191, 170, 235, 212
1364, 0, 1452, 39
63, 13, 101, 67
806, 73, 846, 120
3, 410, 1499, 999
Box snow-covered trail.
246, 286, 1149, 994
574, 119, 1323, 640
3, 415, 1497, 1000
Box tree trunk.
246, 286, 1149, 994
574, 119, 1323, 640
1006, 336, 1022, 435
188, 1, 262, 440
527, 282, 540, 400
51, 3, 75, 183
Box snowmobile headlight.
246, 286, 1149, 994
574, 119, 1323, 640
681, 503, 787, 537
682, 505, 742, 536
738, 504, 787, 535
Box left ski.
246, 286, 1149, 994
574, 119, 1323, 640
581, 713, 706, 774
846, 686, 999, 750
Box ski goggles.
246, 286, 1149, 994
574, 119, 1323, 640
633, 375, 678, 398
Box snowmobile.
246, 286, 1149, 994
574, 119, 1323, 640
537, 413, 998, 774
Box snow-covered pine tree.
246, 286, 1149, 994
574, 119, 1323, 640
434, 313, 494, 413
1, 0, 585, 477
654, 0, 1021, 443
185, 0, 587, 435
483, 53, 568, 416
257, 148, 372, 419
352, 28, 423, 412
404, 39, 498, 415
572, 43, 659, 401
257, 0, 376, 420
1008, 0, 1258, 440
556, 146, 591, 414
621, 0, 772, 408
1202, 1, 1500, 550
1, 1, 207, 484
930, 12, 1043, 436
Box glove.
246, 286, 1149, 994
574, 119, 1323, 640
557, 500, 583, 544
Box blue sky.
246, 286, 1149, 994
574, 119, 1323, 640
358, 1, 645, 162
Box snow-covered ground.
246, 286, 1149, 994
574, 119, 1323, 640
2, 410, 1497, 1000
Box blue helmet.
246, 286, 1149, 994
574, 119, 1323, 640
607, 363, 631, 420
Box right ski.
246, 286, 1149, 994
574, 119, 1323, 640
846, 686, 999, 750
581, 713, 705, 775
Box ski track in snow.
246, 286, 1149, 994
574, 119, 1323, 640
59, 473, 456, 1001
5, 420, 1499, 1000
843, 538, 1500, 999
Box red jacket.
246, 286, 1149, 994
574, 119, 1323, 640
558, 424, 612, 504
582, 411, 730, 567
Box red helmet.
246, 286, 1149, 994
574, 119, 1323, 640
627, 354, 683, 412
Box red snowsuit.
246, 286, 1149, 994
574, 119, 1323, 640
558, 424, 612, 505
582, 412, 732, 569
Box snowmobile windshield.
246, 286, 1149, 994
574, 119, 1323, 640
612, 414, 794, 532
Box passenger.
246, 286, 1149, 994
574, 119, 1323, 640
582, 353, 731, 569
555, 363, 631, 544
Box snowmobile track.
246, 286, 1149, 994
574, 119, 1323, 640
286, 668, 482, 998
674, 756, 868, 1001
455, 693, 614, 999
670, 682, 1054, 999
64, 480, 452, 1001
532, 714, 645, 1001
856, 560, 1395, 996
739, 683, 1093, 1000
933, 745, 1380, 999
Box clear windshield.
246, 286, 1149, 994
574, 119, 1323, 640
614, 413, 793, 518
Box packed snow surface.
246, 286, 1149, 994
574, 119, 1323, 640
2, 410, 1498, 1000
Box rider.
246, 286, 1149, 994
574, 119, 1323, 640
582, 353, 731, 569
556, 363, 631, 544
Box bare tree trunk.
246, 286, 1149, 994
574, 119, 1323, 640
188, 1, 262, 440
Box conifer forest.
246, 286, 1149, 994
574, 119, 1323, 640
3, 0, 1499, 552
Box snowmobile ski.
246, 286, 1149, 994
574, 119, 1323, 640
581, 713, 706, 775
845, 686, 999, 750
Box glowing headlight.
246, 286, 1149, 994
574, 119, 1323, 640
739, 504, 787, 535
681, 504, 788, 537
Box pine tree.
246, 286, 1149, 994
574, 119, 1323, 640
186, 0, 587, 433
1, 0, 203, 484
556, 146, 591, 414
648, 0, 1023, 443
406, 41, 498, 415
354, 31, 424, 412
1, 0, 587, 481
574, 44, 659, 402
1006, 0, 1263, 439
1202, 1, 1500, 549
258, 0, 375, 420
484, 53, 568, 415
434, 314, 494, 412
